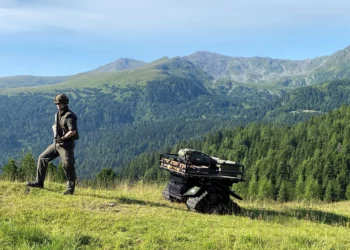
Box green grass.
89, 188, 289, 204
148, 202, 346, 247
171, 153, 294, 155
1, 181, 350, 249
0, 56, 191, 95
0, 68, 165, 95
0, 76, 71, 89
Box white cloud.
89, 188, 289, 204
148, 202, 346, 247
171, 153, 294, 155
0, 7, 107, 34
1, 0, 350, 36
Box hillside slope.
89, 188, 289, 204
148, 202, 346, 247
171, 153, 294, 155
0, 57, 212, 93
185, 45, 350, 87
2, 45, 350, 93
0, 75, 71, 89
263, 79, 350, 123
1, 181, 349, 249
88, 58, 147, 73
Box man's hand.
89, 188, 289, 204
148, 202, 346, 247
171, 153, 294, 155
54, 137, 63, 144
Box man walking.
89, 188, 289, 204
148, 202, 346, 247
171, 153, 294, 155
27, 94, 79, 195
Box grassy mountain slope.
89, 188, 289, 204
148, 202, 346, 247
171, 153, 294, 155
1, 181, 350, 249
0, 75, 71, 89
0, 56, 212, 94
88, 58, 147, 73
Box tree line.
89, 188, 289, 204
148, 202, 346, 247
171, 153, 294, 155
0, 152, 119, 189
118, 104, 350, 202
1, 152, 65, 183
2, 104, 350, 201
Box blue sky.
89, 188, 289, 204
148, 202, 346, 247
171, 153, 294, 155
1, 0, 350, 76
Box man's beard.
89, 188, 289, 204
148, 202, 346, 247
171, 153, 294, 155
59, 105, 69, 116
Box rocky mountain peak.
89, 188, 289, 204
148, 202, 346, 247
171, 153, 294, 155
89, 58, 147, 73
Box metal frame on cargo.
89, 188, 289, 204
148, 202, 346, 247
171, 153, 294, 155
159, 153, 244, 181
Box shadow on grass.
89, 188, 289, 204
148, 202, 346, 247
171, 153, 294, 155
241, 207, 350, 227
30, 183, 184, 211
79, 192, 185, 211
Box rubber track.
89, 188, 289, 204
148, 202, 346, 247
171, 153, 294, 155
186, 190, 209, 212
186, 191, 242, 214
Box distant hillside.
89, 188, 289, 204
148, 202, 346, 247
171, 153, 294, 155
88, 58, 146, 73
0, 75, 71, 89
2, 45, 350, 92
263, 79, 350, 124
184, 45, 350, 87
0, 57, 213, 93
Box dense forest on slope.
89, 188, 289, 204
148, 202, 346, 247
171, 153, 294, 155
2, 77, 350, 178
262, 79, 350, 124
119, 105, 350, 202
0, 76, 277, 177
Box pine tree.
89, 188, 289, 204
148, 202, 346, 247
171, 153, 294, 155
334, 171, 347, 200
1, 159, 18, 181
277, 181, 288, 202
46, 162, 65, 183
257, 177, 274, 201
305, 178, 321, 201
295, 174, 305, 200
257, 178, 267, 201
248, 173, 258, 200
18, 152, 36, 181
96, 168, 116, 188
324, 180, 335, 202
144, 167, 158, 182
312, 179, 321, 200
345, 184, 350, 200
304, 178, 313, 201
265, 179, 275, 200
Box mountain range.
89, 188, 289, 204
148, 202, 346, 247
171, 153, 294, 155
184, 49, 346, 87
2, 45, 350, 91
2, 45, 350, 177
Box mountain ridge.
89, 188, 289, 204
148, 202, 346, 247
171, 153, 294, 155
2, 45, 350, 90
87, 58, 147, 73
183, 51, 333, 87
0, 75, 71, 89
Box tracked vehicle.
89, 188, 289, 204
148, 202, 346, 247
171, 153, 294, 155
159, 149, 244, 215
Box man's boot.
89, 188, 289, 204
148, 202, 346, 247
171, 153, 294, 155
63, 181, 75, 195
27, 181, 44, 188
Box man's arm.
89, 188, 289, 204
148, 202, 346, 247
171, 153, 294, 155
61, 130, 76, 140
62, 115, 77, 140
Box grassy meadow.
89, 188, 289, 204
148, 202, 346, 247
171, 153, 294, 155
0, 181, 350, 249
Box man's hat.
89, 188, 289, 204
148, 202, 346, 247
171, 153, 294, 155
54, 94, 69, 104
